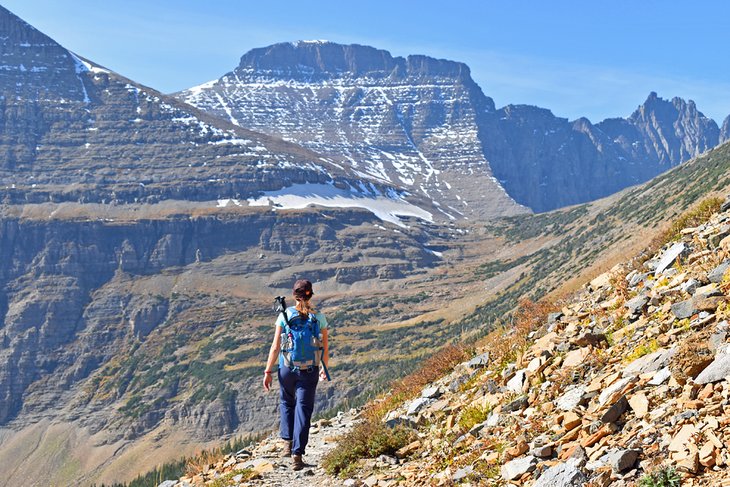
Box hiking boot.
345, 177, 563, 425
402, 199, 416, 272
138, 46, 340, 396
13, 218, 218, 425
292, 454, 304, 471
278, 439, 292, 457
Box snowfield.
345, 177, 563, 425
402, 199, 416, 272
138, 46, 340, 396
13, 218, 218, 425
243, 183, 433, 227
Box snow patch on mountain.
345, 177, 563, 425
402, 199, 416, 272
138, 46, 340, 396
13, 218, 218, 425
245, 182, 432, 227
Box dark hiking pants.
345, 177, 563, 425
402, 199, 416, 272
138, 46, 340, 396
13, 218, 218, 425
278, 366, 319, 455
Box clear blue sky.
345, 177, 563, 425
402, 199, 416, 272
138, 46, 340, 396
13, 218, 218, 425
5, 0, 730, 123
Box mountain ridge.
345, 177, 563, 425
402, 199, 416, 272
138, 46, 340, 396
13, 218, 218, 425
179, 41, 726, 213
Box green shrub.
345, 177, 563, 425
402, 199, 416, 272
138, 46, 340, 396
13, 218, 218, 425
638, 466, 681, 487
458, 403, 492, 431
321, 422, 416, 477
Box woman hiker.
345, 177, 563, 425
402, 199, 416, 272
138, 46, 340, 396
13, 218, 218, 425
263, 279, 329, 471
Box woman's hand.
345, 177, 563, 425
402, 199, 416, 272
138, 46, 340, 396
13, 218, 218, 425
319, 367, 328, 382
263, 372, 273, 391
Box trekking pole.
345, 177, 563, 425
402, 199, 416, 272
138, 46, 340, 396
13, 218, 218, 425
320, 348, 331, 381
274, 296, 291, 326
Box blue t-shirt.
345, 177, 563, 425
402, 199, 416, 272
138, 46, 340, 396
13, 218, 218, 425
275, 306, 328, 330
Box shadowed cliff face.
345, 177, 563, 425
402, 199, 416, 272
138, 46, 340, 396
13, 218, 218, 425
179, 42, 725, 213
483, 94, 721, 211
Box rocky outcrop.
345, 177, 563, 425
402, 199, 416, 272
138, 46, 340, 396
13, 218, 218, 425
721, 115, 730, 143
596, 92, 720, 170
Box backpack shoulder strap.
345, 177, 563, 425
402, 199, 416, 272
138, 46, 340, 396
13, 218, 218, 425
281, 307, 296, 332
311, 313, 320, 335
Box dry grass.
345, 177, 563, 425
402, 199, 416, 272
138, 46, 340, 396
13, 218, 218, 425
476, 298, 558, 373
362, 344, 472, 423
609, 267, 630, 305
637, 196, 723, 269
659, 196, 723, 244
184, 448, 222, 477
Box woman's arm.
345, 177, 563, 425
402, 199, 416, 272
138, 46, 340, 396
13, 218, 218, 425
263, 325, 282, 392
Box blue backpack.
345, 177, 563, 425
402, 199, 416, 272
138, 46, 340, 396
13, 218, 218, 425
280, 309, 322, 370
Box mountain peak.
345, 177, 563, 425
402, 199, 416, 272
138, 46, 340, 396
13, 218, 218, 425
0, 5, 91, 101
235, 41, 472, 81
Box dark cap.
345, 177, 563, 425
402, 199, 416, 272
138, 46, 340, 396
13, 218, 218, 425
293, 279, 313, 300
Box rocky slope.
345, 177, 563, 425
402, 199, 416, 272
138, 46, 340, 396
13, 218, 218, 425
164, 196, 730, 487
177, 41, 724, 213
345, 199, 730, 486
0, 203, 455, 486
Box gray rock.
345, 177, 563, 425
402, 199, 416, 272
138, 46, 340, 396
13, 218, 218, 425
502, 364, 516, 380
377, 454, 398, 465
469, 420, 488, 437
710, 330, 728, 352
671, 410, 698, 425
385, 417, 418, 429
556, 385, 586, 411
532, 445, 552, 457
157, 482, 177, 487
452, 466, 473, 482
569, 445, 588, 467
722, 195, 730, 213
448, 374, 469, 392
671, 299, 697, 319
711, 228, 730, 248
467, 352, 490, 368
629, 272, 650, 287
648, 367, 672, 385
653, 242, 686, 276
681, 278, 701, 295
547, 312, 564, 324
485, 412, 500, 427
625, 295, 649, 315
421, 386, 442, 399
406, 397, 434, 416
606, 448, 640, 472
501, 455, 538, 481
600, 395, 628, 424
533, 461, 587, 487
693, 284, 722, 298
694, 352, 730, 384
708, 260, 730, 283
598, 377, 634, 406
503, 395, 529, 412
622, 347, 676, 377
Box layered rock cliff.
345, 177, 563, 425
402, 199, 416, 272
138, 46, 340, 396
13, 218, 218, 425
177, 41, 527, 220
0, 208, 440, 430
0, 9, 398, 208
178, 42, 726, 213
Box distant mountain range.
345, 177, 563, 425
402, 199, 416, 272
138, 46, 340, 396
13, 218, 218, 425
178, 41, 727, 212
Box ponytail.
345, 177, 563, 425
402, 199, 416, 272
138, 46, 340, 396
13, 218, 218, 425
295, 298, 315, 316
